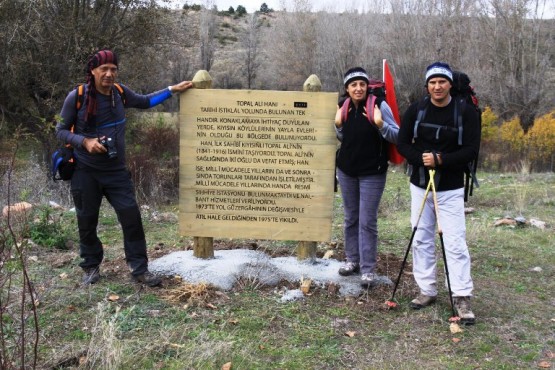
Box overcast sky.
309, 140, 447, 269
166, 0, 554, 18
166, 0, 375, 13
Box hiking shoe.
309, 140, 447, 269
338, 261, 360, 276
410, 294, 437, 309
360, 273, 378, 288
82, 267, 100, 285
454, 296, 475, 325
132, 271, 162, 287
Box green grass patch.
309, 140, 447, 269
2, 170, 554, 368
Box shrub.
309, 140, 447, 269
29, 206, 76, 250
526, 110, 555, 170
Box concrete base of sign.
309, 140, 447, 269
149, 249, 393, 297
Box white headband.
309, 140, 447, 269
344, 71, 369, 85
425, 66, 453, 82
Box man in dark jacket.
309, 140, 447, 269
56, 49, 193, 286
397, 62, 480, 324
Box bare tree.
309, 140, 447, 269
0, 0, 174, 156
380, 0, 482, 108
241, 13, 263, 89
477, 0, 554, 132
199, 1, 219, 71
263, 0, 318, 90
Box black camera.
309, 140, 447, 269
99, 137, 118, 159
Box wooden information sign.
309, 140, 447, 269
179, 89, 338, 241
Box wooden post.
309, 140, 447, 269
296, 74, 322, 261
192, 70, 214, 259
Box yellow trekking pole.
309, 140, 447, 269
429, 169, 459, 322
386, 170, 434, 309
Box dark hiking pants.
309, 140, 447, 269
71, 166, 148, 276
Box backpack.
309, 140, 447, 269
51, 146, 75, 181
414, 70, 481, 201
338, 79, 403, 165
51, 83, 126, 181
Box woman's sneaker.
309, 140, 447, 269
454, 296, 475, 325
338, 261, 360, 276
360, 273, 378, 288
410, 294, 437, 309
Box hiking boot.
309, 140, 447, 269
132, 271, 162, 287
454, 296, 475, 325
82, 267, 100, 285
338, 261, 360, 276
360, 273, 378, 288
410, 294, 437, 309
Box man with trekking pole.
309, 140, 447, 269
396, 62, 481, 324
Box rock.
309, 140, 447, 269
530, 266, 543, 273
514, 216, 527, 225
280, 289, 305, 302
530, 219, 546, 230
2, 201, 33, 218
48, 201, 64, 210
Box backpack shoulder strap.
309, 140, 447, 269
341, 97, 351, 124
454, 97, 465, 146
113, 83, 126, 106
413, 96, 429, 139
366, 95, 377, 123
75, 84, 85, 111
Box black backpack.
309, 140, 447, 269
414, 71, 481, 201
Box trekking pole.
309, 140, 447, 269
385, 173, 434, 309
428, 169, 459, 321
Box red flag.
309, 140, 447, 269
383, 59, 404, 165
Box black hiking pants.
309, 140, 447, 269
71, 166, 148, 276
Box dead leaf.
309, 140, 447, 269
228, 319, 238, 325
79, 356, 87, 365
67, 305, 76, 312
452, 338, 461, 343
206, 303, 217, 310
538, 361, 551, 368
345, 331, 356, 337
222, 362, 232, 370
450, 323, 463, 334
59, 272, 68, 279
327, 282, 339, 295
107, 294, 120, 302
323, 250, 334, 259
259, 345, 265, 350
148, 310, 161, 317
168, 343, 186, 349
494, 218, 517, 227
547, 351, 555, 359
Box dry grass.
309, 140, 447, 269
2, 168, 554, 369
